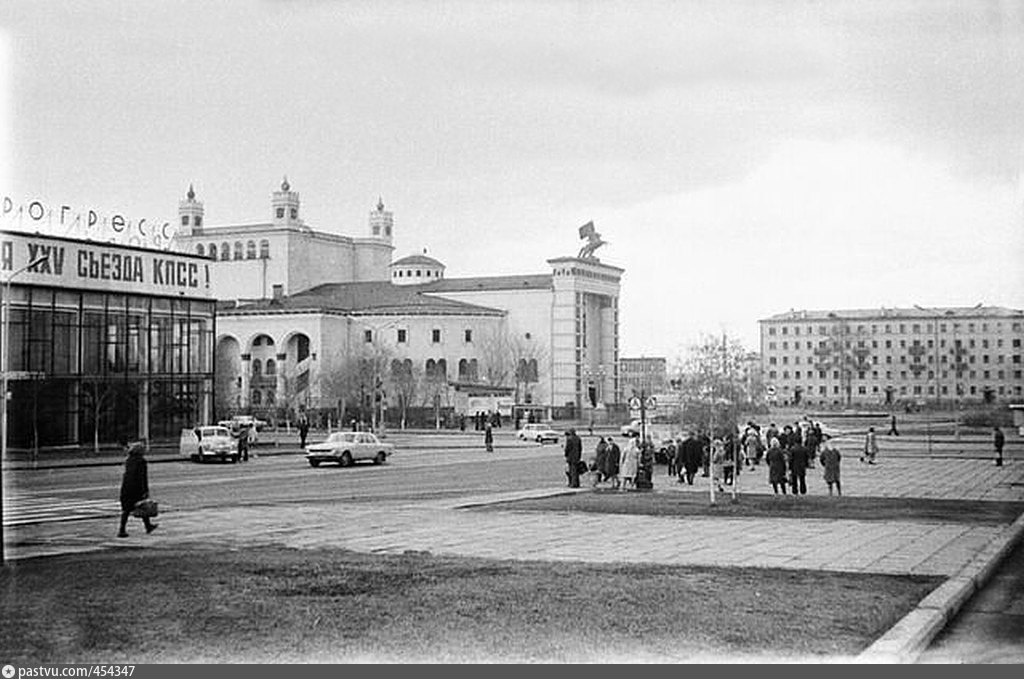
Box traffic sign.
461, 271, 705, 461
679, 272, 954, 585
628, 396, 641, 409
766, 385, 777, 396
645, 396, 657, 410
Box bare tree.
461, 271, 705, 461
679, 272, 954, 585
812, 320, 872, 407
316, 354, 359, 429
81, 375, 118, 454
476, 325, 515, 387
671, 333, 750, 435
388, 358, 420, 429
511, 333, 547, 404
214, 351, 239, 420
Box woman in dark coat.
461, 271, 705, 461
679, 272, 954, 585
118, 440, 157, 537
766, 438, 788, 495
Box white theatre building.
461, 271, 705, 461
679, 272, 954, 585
172, 180, 624, 424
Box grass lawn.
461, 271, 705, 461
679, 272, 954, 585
1, 546, 940, 663
477, 489, 1024, 525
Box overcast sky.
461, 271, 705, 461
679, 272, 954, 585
2, 0, 1022, 358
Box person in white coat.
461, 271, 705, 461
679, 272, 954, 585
619, 436, 640, 489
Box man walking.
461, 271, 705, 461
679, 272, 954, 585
888, 414, 899, 436
299, 416, 310, 449
484, 422, 494, 452
994, 425, 1005, 467
564, 428, 582, 488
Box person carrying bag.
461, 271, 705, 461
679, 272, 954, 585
118, 439, 159, 538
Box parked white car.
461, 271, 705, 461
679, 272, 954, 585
516, 423, 560, 444
180, 425, 239, 463
305, 431, 395, 468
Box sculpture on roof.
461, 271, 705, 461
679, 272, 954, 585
577, 220, 607, 259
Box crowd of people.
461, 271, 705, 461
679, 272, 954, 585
568, 417, 851, 497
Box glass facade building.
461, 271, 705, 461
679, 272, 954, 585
1, 231, 215, 450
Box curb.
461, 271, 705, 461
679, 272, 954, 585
857, 510, 1024, 663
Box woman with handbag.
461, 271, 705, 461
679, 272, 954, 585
118, 439, 158, 537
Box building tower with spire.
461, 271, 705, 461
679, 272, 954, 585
368, 196, 393, 243
177, 184, 205, 237
271, 176, 303, 228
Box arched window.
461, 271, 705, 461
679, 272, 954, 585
436, 359, 447, 380
196, 244, 205, 257
252, 359, 262, 377
246, 241, 257, 259
403, 359, 413, 376
528, 359, 538, 382
251, 390, 262, 405
296, 335, 310, 362
265, 389, 275, 405
392, 359, 404, 377
469, 359, 478, 382
458, 359, 469, 380
234, 241, 243, 260
265, 359, 276, 376
208, 243, 217, 260
425, 359, 436, 378
220, 243, 230, 261
259, 240, 270, 258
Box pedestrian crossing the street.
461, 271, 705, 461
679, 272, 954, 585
2, 493, 120, 527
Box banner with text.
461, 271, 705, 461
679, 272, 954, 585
0, 231, 214, 300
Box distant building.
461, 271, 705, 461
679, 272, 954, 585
173, 181, 624, 423
759, 306, 1024, 407
620, 357, 667, 397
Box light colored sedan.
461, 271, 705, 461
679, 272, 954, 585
180, 425, 239, 463
305, 431, 395, 468
516, 423, 560, 444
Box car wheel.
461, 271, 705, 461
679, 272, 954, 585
373, 451, 386, 465
340, 451, 353, 467
308, 459, 321, 468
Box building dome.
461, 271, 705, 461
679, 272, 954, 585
390, 252, 445, 285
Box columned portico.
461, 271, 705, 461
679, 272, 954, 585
547, 257, 623, 419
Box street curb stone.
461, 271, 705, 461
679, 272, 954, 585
857, 511, 1024, 663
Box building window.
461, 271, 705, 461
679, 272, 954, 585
196, 244, 205, 257
194, 216, 202, 227
220, 243, 230, 261
259, 240, 270, 258
246, 241, 256, 259
432, 329, 441, 343
234, 242, 243, 260
464, 329, 472, 343
397, 329, 407, 343
364, 330, 373, 343
276, 208, 284, 219
290, 208, 297, 219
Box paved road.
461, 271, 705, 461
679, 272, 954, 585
3, 432, 568, 525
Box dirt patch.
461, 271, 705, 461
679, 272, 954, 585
476, 490, 1024, 524
1, 546, 940, 663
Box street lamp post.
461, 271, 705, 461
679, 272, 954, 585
2, 253, 50, 565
